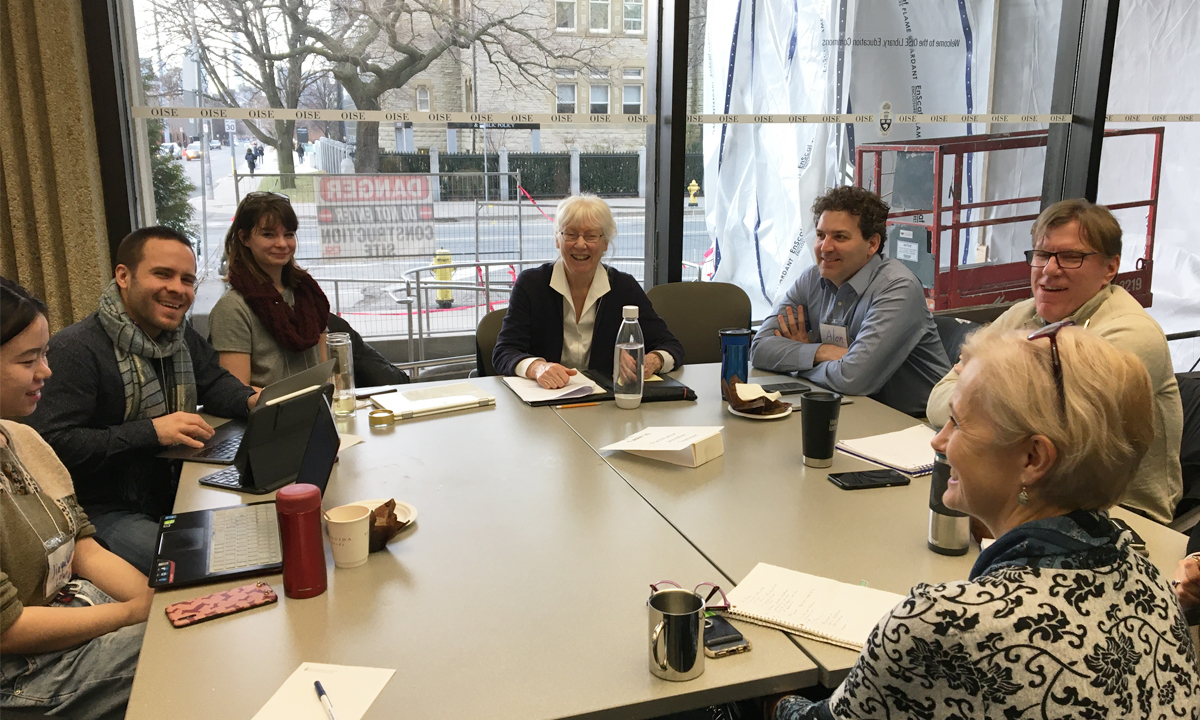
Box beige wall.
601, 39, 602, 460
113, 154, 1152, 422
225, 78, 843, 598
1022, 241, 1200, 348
0, 0, 111, 329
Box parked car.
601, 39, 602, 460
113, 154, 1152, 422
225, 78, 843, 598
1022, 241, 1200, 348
158, 142, 182, 159
209, 139, 222, 150
184, 142, 203, 160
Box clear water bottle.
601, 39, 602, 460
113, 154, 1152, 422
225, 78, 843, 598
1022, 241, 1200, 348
613, 305, 644, 409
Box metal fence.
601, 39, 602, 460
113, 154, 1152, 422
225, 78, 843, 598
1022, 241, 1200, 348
217, 171, 713, 352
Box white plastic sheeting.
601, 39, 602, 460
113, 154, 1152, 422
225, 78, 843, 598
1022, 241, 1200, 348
703, 0, 1198, 370
1102, 0, 1200, 371
702, 0, 839, 318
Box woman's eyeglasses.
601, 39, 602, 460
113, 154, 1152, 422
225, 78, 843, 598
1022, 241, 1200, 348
1027, 319, 1075, 414
558, 230, 604, 245
1024, 249, 1097, 268
649, 581, 730, 611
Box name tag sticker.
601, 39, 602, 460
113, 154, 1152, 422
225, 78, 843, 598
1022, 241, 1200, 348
45, 536, 75, 598
819, 323, 849, 348
897, 240, 919, 262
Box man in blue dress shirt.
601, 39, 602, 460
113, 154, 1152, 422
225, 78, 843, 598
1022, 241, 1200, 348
750, 186, 950, 417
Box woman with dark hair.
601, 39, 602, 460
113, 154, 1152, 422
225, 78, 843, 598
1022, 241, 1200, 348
209, 192, 329, 387
0, 277, 153, 720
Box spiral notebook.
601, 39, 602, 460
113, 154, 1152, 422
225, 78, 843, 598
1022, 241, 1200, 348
724, 563, 904, 650
835, 424, 938, 476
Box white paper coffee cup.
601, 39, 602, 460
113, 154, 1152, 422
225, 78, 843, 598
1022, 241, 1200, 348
325, 504, 371, 568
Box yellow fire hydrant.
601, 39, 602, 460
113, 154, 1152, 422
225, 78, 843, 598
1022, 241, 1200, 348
433, 249, 453, 309
687, 179, 700, 206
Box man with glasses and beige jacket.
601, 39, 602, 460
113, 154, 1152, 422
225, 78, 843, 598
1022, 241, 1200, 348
926, 199, 1183, 525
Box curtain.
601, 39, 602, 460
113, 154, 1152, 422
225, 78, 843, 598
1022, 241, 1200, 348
0, 0, 110, 331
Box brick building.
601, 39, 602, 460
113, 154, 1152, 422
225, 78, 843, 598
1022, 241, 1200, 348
374, 0, 650, 154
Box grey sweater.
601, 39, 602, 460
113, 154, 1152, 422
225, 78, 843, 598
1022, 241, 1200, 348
26, 313, 253, 519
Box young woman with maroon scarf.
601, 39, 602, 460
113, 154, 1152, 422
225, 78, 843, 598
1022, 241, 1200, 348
209, 192, 329, 387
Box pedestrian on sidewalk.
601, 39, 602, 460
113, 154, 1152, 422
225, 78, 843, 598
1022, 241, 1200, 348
296, 142, 305, 165
245, 146, 257, 176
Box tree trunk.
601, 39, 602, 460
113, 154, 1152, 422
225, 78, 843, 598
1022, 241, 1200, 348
275, 120, 297, 189
347, 95, 382, 173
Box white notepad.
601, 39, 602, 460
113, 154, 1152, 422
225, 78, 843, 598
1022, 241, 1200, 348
252, 662, 394, 720
835, 424, 938, 475
725, 563, 904, 650
371, 382, 495, 419
501, 373, 605, 404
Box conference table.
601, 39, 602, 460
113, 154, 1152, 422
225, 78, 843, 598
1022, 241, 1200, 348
125, 363, 1189, 717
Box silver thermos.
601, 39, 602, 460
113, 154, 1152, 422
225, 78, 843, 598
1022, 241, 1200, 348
928, 451, 970, 555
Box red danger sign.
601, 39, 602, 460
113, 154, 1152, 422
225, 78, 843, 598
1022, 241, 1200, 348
318, 175, 431, 203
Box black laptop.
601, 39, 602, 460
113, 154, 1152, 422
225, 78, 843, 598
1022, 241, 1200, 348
158, 359, 337, 464
149, 387, 339, 589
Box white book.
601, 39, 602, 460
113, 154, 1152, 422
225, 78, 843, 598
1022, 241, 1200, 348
500, 373, 606, 405
371, 382, 495, 419
600, 426, 724, 468
836, 424, 938, 475
725, 563, 904, 651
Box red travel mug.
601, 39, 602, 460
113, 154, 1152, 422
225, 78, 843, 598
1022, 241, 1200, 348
275, 484, 327, 599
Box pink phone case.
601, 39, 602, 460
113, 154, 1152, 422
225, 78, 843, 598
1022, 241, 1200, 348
165, 582, 278, 628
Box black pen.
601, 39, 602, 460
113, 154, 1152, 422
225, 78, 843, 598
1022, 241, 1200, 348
356, 388, 398, 401
314, 680, 336, 720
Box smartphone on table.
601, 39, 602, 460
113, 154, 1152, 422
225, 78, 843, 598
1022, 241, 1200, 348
704, 615, 752, 657
827, 469, 911, 490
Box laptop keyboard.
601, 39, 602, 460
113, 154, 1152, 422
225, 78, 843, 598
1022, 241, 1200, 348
195, 437, 240, 461
199, 465, 243, 490
208, 504, 282, 573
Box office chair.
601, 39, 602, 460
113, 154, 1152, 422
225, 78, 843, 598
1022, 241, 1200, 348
474, 308, 508, 377
645, 282, 752, 365
933, 316, 979, 365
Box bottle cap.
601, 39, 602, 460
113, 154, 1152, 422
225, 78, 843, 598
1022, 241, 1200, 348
275, 483, 322, 514
622, 305, 639, 320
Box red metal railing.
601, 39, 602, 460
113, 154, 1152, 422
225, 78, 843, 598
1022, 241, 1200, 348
855, 127, 1164, 311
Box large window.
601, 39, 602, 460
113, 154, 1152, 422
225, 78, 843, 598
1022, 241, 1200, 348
589, 84, 609, 114
556, 84, 578, 113
623, 0, 643, 33
556, 0, 576, 30
589, 0, 610, 31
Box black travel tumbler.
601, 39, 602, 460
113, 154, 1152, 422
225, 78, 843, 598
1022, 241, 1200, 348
800, 391, 842, 468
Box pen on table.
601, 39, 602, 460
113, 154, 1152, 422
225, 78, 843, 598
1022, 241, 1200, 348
314, 680, 336, 720
356, 388, 398, 400
556, 402, 600, 409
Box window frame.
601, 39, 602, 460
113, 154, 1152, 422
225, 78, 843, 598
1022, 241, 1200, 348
622, 84, 642, 114
623, 0, 644, 34
416, 86, 430, 112
589, 83, 610, 114
555, 0, 577, 31
556, 83, 577, 113
589, 0, 611, 33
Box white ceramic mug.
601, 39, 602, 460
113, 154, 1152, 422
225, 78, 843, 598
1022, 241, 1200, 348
324, 504, 370, 568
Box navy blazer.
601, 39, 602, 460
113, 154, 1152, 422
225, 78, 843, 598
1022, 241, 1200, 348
491, 262, 684, 378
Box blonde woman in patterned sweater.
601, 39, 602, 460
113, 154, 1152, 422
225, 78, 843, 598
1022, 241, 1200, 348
0, 278, 153, 720
773, 324, 1198, 719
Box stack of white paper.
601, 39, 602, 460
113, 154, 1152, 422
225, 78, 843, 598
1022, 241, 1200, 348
501, 373, 605, 404
600, 427, 724, 468
371, 382, 495, 419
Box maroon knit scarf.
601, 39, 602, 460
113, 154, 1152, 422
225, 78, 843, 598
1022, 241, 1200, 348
228, 264, 330, 353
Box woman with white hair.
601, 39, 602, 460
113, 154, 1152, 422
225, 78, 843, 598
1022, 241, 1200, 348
492, 194, 683, 388
771, 323, 1199, 719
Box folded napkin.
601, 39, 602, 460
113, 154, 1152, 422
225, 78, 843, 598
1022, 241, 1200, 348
723, 379, 792, 415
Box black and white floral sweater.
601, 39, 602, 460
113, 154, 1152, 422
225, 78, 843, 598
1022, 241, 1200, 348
777, 510, 1200, 719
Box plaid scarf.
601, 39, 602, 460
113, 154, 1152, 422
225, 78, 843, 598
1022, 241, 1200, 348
96, 280, 197, 421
